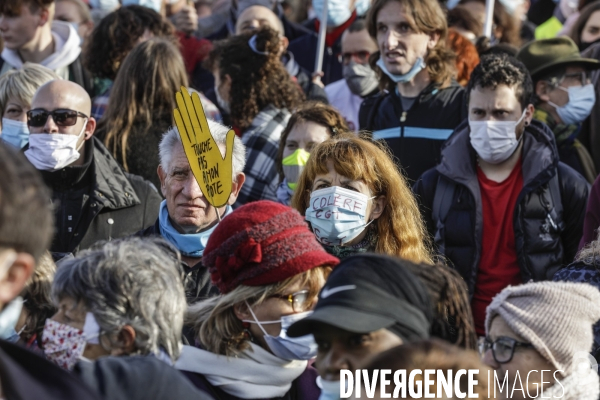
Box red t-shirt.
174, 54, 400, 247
471, 159, 524, 336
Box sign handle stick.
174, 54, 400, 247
483, 0, 495, 39
314, 0, 328, 74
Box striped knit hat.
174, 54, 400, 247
204, 200, 339, 293
485, 281, 600, 375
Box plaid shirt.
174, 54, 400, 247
235, 105, 290, 207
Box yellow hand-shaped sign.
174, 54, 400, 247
173, 87, 235, 208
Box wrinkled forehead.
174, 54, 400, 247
167, 141, 227, 170
468, 84, 522, 111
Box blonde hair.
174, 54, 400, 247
291, 134, 433, 264
0, 63, 59, 117
186, 266, 330, 357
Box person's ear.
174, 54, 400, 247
233, 302, 251, 321
110, 325, 137, 356
279, 36, 289, 54
524, 104, 535, 126
84, 118, 96, 140
427, 32, 440, 50
369, 195, 387, 221
0, 252, 35, 307
227, 172, 246, 205
536, 80, 552, 102
158, 165, 168, 198
38, 6, 51, 27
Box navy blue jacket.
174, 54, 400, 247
359, 81, 466, 183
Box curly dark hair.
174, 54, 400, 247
205, 27, 304, 129
466, 53, 533, 110
82, 5, 176, 81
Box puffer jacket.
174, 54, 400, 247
413, 120, 590, 294
40, 137, 161, 253
359, 81, 466, 183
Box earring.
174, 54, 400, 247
242, 321, 254, 342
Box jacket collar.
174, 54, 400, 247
437, 119, 559, 189
90, 136, 141, 210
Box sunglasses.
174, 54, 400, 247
27, 109, 89, 128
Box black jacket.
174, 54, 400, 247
0, 339, 101, 400
74, 356, 214, 400
359, 81, 466, 183
40, 137, 161, 253
413, 120, 590, 294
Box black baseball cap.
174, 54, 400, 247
287, 254, 434, 341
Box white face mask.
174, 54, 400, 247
305, 186, 375, 246
469, 110, 526, 164
25, 121, 87, 171
243, 302, 318, 361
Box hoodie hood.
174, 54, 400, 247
437, 119, 559, 190
1, 21, 81, 71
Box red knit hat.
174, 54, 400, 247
204, 200, 339, 293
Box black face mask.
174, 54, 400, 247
579, 37, 600, 53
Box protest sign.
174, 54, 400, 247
173, 86, 235, 209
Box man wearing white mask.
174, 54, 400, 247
518, 37, 600, 184
325, 19, 378, 130
358, 0, 466, 183
25, 80, 161, 254
413, 53, 589, 338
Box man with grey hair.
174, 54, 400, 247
139, 119, 246, 303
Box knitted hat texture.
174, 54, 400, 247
204, 200, 339, 293
485, 281, 600, 374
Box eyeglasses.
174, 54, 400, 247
27, 109, 89, 128
270, 290, 311, 312
478, 336, 534, 364
337, 51, 371, 65
547, 71, 591, 88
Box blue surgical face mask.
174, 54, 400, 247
121, 0, 162, 13
548, 84, 595, 125
243, 303, 318, 361
305, 186, 375, 246
312, 0, 352, 27
1, 118, 30, 149
376, 56, 426, 84
317, 377, 342, 400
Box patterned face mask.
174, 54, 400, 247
42, 319, 91, 370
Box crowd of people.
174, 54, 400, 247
4, 0, 600, 398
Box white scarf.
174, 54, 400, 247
175, 343, 308, 398
537, 368, 600, 400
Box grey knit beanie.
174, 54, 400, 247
485, 282, 600, 375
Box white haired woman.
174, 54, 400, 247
45, 237, 186, 371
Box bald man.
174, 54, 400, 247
25, 80, 161, 254
234, 5, 328, 104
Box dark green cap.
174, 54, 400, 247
516, 37, 600, 79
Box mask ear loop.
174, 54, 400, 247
242, 301, 282, 337
75, 118, 88, 152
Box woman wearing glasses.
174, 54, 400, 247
481, 281, 600, 400
176, 200, 338, 399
